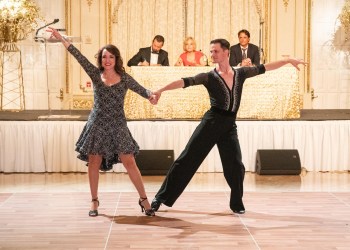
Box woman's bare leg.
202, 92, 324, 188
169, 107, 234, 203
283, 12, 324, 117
119, 154, 152, 210
88, 154, 102, 211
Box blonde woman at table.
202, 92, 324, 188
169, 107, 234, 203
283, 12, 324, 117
175, 37, 208, 66
151, 38, 306, 215
47, 27, 156, 217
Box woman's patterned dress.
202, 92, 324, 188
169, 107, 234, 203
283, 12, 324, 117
67, 45, 151, 171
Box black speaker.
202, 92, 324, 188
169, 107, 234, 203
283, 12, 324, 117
256, 149, 301, 175
135, 150, 174, 175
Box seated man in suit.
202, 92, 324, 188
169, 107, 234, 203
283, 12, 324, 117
127, 35, 169, 66
229, 29, 260, 67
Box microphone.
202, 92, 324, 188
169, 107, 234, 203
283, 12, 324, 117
261, 48, 265, 63
35, 18, 59, 38
200, 49, 208, 66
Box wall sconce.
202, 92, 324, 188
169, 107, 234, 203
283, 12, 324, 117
283, 0, 289, 11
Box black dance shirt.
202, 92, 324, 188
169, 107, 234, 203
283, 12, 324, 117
182, 65, 266, 118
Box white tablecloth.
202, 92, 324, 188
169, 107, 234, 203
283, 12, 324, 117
0, 120, 349, 172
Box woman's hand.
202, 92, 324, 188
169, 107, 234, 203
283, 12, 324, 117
47, 27, 63, 40
148, 92, 159, 105
46, 27, 71, 48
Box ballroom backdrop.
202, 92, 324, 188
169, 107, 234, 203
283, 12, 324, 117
9, 0, 350, 110
111, 0, 261, 66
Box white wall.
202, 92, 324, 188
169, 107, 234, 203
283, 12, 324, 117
311, 0, 350, 108
18, 0, 66, 110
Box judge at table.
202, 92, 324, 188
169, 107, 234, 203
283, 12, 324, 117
127, 35, 169, 67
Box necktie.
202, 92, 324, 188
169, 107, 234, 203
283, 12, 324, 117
242, 48, 247, 59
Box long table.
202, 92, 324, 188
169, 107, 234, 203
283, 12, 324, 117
125, 66, 301, 119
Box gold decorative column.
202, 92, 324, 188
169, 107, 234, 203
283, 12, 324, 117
0, 0, 42, 110
0, 43, 24, 110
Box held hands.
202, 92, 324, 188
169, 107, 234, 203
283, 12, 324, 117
148, 91, 162, 105
148, 93, 157, 105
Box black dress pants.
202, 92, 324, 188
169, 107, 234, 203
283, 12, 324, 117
155, 109, 245, 211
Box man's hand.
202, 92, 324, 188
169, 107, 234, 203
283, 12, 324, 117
264, 58, 307, 71
153, 91, 162, 103
139, 61, 150, 66
148, 93, 158, 105
241, 58, 252, 66
288, 58, 307, 71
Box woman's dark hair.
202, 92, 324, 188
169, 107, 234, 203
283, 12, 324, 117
96, 44, 125, 75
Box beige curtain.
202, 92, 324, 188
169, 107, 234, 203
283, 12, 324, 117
111, 0, 184, 67
111, 0, 261, 66
185, 0, 261, 59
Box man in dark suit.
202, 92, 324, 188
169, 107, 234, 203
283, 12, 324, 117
127, 35, 169, 66
229, 29, 260, 67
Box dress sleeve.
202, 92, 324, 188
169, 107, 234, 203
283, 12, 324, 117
67, 44, 101, 83
182, 72, 209, 88
125, 73, 151, 98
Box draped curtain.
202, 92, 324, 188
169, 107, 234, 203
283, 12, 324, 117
111, 0, 261, 66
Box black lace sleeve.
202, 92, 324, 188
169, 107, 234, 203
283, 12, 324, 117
124, 73, 151, 99
182, 72, 209, 88
67, 44, 101, 84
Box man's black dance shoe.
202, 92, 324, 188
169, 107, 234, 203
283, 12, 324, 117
151, 198, 162, 211
232, 209, 245, 214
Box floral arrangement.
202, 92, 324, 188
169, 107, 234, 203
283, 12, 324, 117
0, 0, 42, 44
339, 0, 350, 38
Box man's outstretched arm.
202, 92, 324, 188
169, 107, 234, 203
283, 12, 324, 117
154, 79, 185, 101
264, 58, 307, 71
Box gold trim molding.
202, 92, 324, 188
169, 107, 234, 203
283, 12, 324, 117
72, 97, 93, 109
306, 0, 311, 93
183, 0, 188, 38
108, 0, 112, 44
65, 0, 70, 94
86, 0, 93, 11
264, 0, 270, 63
112, 0, 123, 24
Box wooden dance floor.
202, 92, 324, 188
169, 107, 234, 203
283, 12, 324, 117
0, 172, 349, 249
1, 109, 349, 248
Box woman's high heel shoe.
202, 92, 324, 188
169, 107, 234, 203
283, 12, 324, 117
89, 198, 99, 217
138, 197, 155, 216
